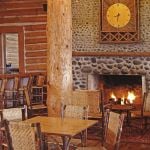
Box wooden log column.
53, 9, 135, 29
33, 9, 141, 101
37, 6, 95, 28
47, 0, 72, 116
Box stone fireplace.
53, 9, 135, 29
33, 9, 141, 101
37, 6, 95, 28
87, 74, 146, 108
72, 56, 150, 109
71, 0, 150, 110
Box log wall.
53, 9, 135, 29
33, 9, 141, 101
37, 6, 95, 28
0, 0, 47, 73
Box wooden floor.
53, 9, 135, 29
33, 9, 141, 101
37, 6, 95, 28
76, 139, 150, 150
75, 118, 150, 150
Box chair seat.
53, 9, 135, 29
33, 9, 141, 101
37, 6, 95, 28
31, 104, 47, 110
32, 86, 43, 89
18, 88, 24, 91
143, 111, 150, 117
78, 145, 106, 150
131, 110, 150, 117
130, 110, 142, 117
88, 112, 102, 119
5, 90, 18, 93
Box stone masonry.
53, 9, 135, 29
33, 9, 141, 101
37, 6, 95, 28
72, 0, 150, 90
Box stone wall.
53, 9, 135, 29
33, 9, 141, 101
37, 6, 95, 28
72, 56, 150, 90
72, 0, 150, 90
72, 0, 150, 52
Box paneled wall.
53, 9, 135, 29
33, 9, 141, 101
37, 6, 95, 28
0, 0, 47, 73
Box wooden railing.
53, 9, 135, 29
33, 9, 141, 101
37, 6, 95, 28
0, 72, 46, 79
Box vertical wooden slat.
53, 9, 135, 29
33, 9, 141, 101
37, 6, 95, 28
0, 34, 2, 72
47, 0, 72, 117
18, 27, 25, 73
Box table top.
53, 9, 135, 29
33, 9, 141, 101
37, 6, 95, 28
24, 116, 98, 137
111, 104, 134, 111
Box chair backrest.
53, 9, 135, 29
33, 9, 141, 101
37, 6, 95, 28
14, 77, 19, 91
5, 78, 14, 91
3, 120, 44, 150
104, 111, 125, 150
143, 92, 150, 112
63, 104, 89, 119
72, 90, 100, 116
0, 79, 7, 93
36, 75, 45, 87
19, 76, 29, 88
27, 75, 34, 90
24, 87, 32, 107
0, 107, 26, 121
0, 79, 2, 89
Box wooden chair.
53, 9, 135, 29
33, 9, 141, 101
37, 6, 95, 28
72, 90, 108, 143
18, 75, 33, 105
72, 90, 102, 119
32, 74, 46, 104
130, 92, 150, 129
77, 111, 124, 150
3, 120, 45, 150
63, 104, 89, 119
24, 87, 47, 118
63, 104, 89, 147
0, 107, 26, 122
3, 77, 19, 108
0, 79, 6, 95
0, 107, 26, 149
103, 111, 125, 150
0, 79, 7, 105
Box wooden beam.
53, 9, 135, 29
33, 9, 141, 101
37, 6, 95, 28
25, 37, 47, 44
72, 51, 150, 57
0, 16, 47, 24
25, 51, 47, 57
47, 0, 72, 117
24, 24, 46, 31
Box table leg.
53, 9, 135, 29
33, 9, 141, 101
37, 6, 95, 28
81, 130, 87, 147
126, 110, 131, 126
61, 136, 71, 150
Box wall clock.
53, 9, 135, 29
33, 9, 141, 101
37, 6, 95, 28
100, 0, 139, 43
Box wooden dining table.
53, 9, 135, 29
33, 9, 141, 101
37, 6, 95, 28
23, 116, 98, 150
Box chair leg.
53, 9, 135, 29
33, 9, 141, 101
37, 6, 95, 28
144, 117, 148, 129
80, 130, 87, 147
27, 109, 32, 119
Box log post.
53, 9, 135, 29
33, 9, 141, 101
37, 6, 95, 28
47, 0, 72, 116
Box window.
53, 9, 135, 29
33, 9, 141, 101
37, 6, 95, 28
0, 26, 24, 74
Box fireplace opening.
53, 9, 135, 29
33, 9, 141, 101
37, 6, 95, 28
88, 74, 146, 109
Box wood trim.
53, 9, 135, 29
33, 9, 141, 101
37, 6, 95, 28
72, 51, 150, 57
18, 27, 25, 73
0, 26, 25, 73
0, 26, 23, 33
0, 72, 46, 79
0, 35, 2, 69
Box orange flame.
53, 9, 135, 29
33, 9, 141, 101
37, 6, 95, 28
111, 92, 117, 101
127, 91, 136, 104
121, 96, 125, 105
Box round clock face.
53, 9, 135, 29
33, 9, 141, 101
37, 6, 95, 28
106, 3, 131, 28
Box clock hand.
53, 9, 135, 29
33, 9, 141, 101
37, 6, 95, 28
114, 13, 120, 22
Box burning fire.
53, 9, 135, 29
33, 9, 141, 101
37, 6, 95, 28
121, 96, 125, 105
127, 91, 136, 104
111, 92, 117, 101
110, 91, 136, 104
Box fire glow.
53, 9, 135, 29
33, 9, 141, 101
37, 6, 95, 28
127, 91, 136, 104
110, 92, 117, 101
110, 91, 136, 105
